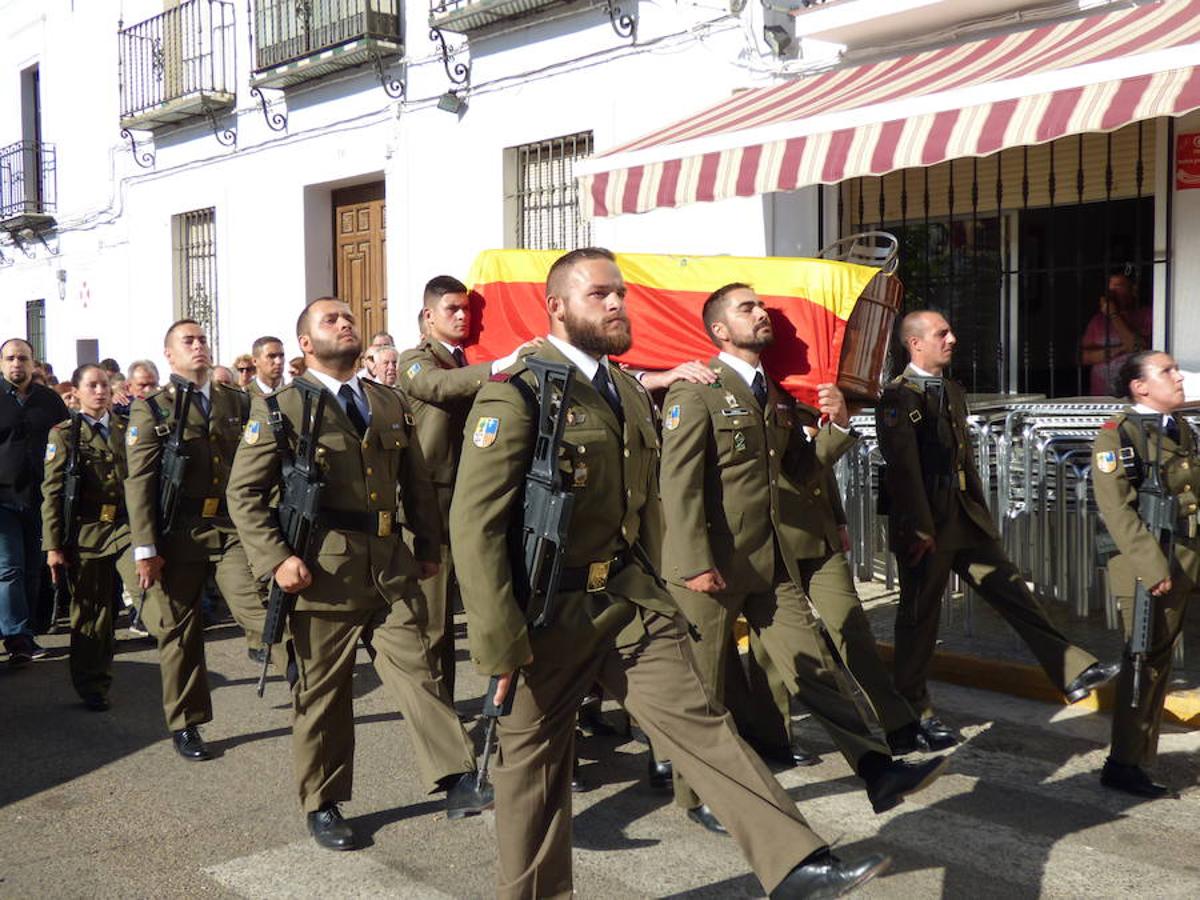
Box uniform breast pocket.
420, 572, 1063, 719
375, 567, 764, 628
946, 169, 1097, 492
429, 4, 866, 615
714, 417, 761, 467
562, 427, 608, 491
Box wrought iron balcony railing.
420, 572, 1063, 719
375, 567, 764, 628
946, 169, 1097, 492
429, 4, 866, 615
429, 0, 581, 34
118, 0, 236, 130
0, 140, 56, 232
252, 0, 403, 88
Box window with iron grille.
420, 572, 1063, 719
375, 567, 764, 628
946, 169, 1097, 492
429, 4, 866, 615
25, 299, 45, 361
508, 132, 593, 251
172, 208, 220, 360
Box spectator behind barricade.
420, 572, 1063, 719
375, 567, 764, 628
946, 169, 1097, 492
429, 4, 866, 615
54, 382, 79, 411
1079, 270, 1151, 396
1, 337, 69, 665
288, 355, 306, 378
232, 354, 255, 388
211, 365, 236, 386
374, 346, 399, 387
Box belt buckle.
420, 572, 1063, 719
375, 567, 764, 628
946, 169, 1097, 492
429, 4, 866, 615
586, 560, 611, 592
99, 504, 117, 523
377, 510, 393, 537
201, 497, 220, 518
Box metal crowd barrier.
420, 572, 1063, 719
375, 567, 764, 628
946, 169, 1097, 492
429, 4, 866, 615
836, 400, 1193, 663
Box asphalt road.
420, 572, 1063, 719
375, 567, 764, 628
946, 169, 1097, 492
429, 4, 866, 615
2, 615, 1199, 899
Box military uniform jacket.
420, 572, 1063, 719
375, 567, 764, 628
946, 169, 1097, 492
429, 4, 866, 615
246, 380, 272, 399
41, 414, 131, 558
124, 380, 251, 560
875, 365, 997, 549
660, 359, 855, 594
226, 372, 442, 612
450, 343, 670, 675
396, 339, 490, 486
1092, 409, 1200, 591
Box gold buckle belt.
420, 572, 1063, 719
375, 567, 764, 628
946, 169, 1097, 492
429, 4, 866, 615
377, 510, 393, 537
201, 497, 221, 518
99, 503, 118, 523
586, 560, 612, 592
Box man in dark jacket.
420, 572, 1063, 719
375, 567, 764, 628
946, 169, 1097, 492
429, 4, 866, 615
1, 338, 68, 664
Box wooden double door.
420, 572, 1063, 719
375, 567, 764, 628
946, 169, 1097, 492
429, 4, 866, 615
333, 182, 387, 339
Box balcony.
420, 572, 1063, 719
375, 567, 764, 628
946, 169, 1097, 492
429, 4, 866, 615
429, 0, 593, 36
118, 0, 236, 131
251, 1, 403, 89
0, 141, 56, 234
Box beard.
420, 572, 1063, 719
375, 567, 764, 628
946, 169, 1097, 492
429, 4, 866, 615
564, 306, 633, 357
731, 322, 774, 352
310, 332, 363, 368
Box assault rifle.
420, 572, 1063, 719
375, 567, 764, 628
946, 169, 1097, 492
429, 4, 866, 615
61, 411, 84, 545
1130, 415, 1177, 707
256, 380, 329, 697
478, 358, 576, 789
157, 375, 195, 535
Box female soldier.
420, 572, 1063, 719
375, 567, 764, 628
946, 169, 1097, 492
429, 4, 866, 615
1092, 350, 1195, 798
41, 364, 135, 711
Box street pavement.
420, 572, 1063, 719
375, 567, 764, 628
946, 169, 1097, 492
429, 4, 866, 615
2, 613, 1199, 899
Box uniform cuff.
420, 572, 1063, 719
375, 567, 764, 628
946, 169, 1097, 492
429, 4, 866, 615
134, 544, 157, 561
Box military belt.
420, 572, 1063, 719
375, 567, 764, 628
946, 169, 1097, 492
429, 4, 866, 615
77, 500, 127, 524
321, 507, 399, 538
176, 496, 228, 519
559, 550, 633, 593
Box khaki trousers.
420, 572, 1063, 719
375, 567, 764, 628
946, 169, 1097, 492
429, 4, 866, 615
1108, 558, 1194, 767
493, 608, 826, 900
66, 549, 135, 699
289, 592, 477, 813
895, 513, 1096, 717
670, 578, 886, 810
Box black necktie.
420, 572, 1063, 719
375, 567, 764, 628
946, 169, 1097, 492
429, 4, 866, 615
96, 422, 108, 443
338, 385, 368, 437
592, 364, 622, 420
451, 347, 467, 368
751, 371, 767, 408
194, 390, 210, 420
1165, 416, 1181, 444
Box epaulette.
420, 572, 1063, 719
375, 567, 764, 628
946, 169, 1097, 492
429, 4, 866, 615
1101, 420, 1119, 430
489, 373, 511, 382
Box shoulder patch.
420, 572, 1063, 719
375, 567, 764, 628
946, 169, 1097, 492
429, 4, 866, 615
243, 420, 262, 445
473, 416, 500, 448
406, 362, 422, 379
44, 442, 57, 462
664, 404, 681, 431
126, 425, 139, 446
1095, 450, 1118, 473
1101, 421, 1118, 430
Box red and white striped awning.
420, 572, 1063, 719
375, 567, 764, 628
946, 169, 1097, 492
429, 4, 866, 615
578, 0, 1200, 218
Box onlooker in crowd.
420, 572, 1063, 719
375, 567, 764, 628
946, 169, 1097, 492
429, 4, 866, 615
232, 354, 255, 388
1080, 270, 1151, 396
288, 356, 306, 378
373, 346, 399, 387
114, 360, 160, 417
1, 338, 69, 665
247, 336, 286, 397
31, 361, 48, 386
359, 331, 394, 380
99, 358, 122, 379
54, 382, 79, 410
43, 362, 59, 386
211, 365, 236, 385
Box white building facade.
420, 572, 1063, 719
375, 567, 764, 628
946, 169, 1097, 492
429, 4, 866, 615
1, 0, 1198, 397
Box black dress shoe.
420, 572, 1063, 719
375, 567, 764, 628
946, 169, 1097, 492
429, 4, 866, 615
1065, 661, 1121, 704
172, 726, 213, 761
446, 771, 494, 820
571, 758, 589, 793
82, 694, 110, 712
578, 704, 618, 737
1100, 759, 1173, 799
865, 754, 949, 814
888, 718, 959, 755
770, 850, 892, 899
686, 804, 728, 836
248, 646, 268, 665
647, 754, 673, 792
307, 803, 357, 850
755, 742, 821, 768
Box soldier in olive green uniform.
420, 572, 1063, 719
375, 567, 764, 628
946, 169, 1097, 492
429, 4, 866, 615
227, 298, 489, 852
246, 335, 286, 399
1092, 350, 1197, 798
877, 311, 1117, 733
41, 364, 136, 710
661, 284, 947, 833
451, 249, 891, 900
125, 319, 264, 760
396, 275, 531, 700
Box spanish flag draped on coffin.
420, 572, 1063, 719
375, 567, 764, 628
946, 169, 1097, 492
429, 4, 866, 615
464, 249, 888, 406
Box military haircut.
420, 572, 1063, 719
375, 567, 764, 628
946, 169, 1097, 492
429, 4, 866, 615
71, 363, 107, 387
545, 247, 616, 299
701, 282, 753, 347
1115, 349, 1163, 399
896, 309, 951, 354
164, 318, 202, 346
423, 275, 469, 307
252, 335, 283, 357
296, 297, 341, 339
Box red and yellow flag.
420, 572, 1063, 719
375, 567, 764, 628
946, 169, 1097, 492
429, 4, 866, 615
465, 249, 878, 405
